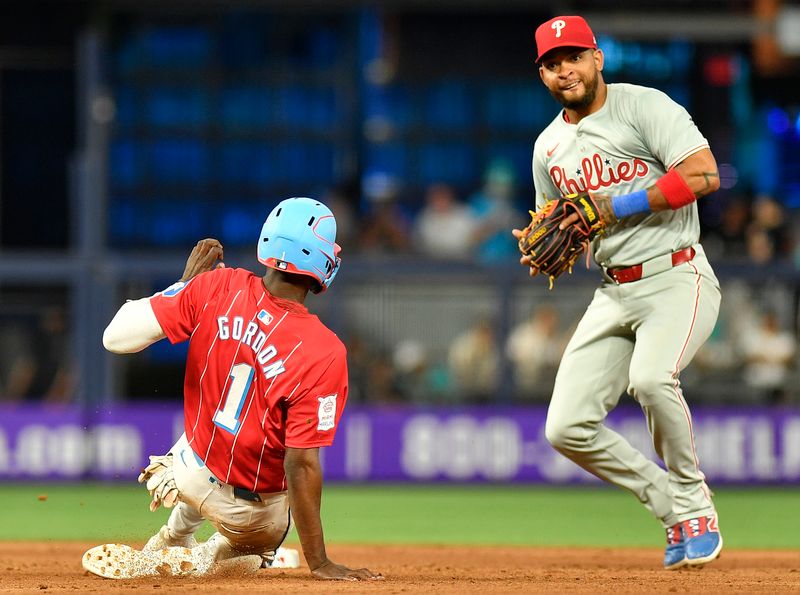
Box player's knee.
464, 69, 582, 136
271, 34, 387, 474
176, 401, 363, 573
544, 417, 586, 451
628, 371, 672, 404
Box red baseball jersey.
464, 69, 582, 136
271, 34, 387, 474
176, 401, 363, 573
150, 267, 348, 493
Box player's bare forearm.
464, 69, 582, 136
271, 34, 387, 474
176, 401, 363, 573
284, 447, 328, 570
180, 238, 225, 282
284, 447, 383, 581
647, 148, 720, 211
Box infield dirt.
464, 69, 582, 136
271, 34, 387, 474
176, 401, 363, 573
1, 542, 798, 593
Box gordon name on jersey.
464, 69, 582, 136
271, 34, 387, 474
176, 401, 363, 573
216, 314, 286, 380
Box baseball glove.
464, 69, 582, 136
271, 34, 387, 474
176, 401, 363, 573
517, 191, 614, 288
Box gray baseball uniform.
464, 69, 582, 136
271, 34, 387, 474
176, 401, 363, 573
533, 83, 720, 527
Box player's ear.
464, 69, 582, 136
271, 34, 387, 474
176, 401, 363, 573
593, 48, 604, 71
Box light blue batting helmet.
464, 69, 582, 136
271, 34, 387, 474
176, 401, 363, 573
257, 197, 341, 293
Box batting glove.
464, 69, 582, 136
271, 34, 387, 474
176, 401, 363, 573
137, 454, 179, 512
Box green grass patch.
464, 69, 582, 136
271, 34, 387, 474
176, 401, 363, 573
1, 483, 798, 549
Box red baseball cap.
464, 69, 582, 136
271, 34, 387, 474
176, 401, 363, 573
535, 15, 597, 63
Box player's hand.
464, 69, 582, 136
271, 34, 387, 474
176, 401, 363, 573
137, 454, 179, 512
511, 228, 540, 278
553, 193, 616, 230
557, 212, 580, 230
180, 238, 225, 282
310, 559, 384, 581
557, 193, 616, 229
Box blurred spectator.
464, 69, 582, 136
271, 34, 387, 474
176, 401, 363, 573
447, 317, 500, 403
717, 196, 751, 259
344, 331, 405, 404
739, 310, 796, 404
691, 317, 739, 376
702, 195, 750, 262
0, 319, 35, 401
745, 226, 775, 264
322, 179, 360, 254
467, 158, 525, 264
412, 182, 477, 259
0, 306, 74, 402
505, 305, 564, 400
363, 351, 404, 404
342, 332, 372, 404
358, 172, 412, 253
745, 195, 793, 264
392, 339, 453, 404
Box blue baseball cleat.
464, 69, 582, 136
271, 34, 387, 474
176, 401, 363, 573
683, 515, 723, 567
663, 523, 686, 570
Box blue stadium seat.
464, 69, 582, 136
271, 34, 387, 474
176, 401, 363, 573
418, 143, 477, 184
109, 140, 140, 189
114, 85, 137, 128
145, 86, 210, 129
220, 85, 272, 129
306, 88, 338, 127
363, 143, 408, 180
219, 201, 262, 247
108, 199, 137, 246
218, 142, 272, 187
219, 14, 269, 70
140, 27, 213, 69
150, 140, 211, 185
363, 85, 413, 131
272, 141, 336, 184
149, 200, 208, 246
424, 80, 474, 130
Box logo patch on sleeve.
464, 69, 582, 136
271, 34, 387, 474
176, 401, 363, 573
161, 280, 188, 297
316, 394, 337, 431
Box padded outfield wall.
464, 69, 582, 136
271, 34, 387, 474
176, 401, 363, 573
0, 404, 798, 484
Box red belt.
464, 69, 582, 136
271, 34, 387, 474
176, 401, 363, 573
607, 247, 696, 284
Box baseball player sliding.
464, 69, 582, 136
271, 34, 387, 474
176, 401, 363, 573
84, 198, 382, 581
514, 16, 723, 569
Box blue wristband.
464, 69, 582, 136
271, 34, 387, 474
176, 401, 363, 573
611, 189, 650, 219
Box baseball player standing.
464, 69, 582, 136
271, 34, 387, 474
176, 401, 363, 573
514, 16, 723, 569
88, 197, 382, 581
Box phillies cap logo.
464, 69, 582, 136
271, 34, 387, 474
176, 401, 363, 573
535, 15, 597, 62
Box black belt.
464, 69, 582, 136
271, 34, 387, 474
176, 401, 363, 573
233, 487, 262, 502
208, 476, 262, 502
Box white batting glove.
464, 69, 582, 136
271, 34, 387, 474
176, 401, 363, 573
137, 454, 179, 512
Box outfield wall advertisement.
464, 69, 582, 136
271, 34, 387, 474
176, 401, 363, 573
0, 405, 798, 484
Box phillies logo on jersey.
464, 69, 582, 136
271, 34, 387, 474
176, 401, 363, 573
550, 153, 649, 195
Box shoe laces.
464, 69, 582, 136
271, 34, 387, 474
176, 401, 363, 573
682, 515, 717, 539
666, 523, 683, 546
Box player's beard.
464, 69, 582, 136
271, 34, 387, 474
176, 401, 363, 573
551, 69, 599, 111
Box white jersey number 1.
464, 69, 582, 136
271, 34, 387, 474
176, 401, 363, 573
213, 363, 254, 434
